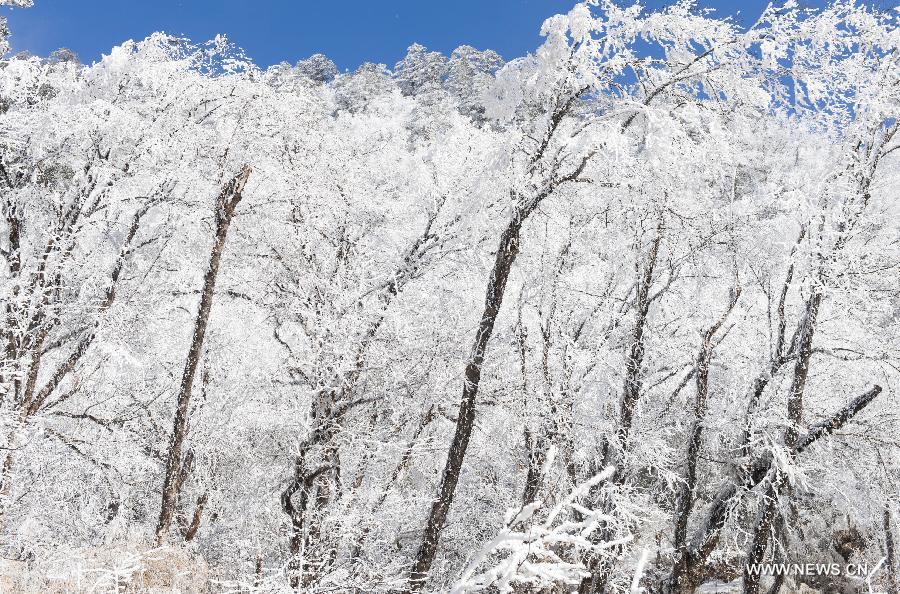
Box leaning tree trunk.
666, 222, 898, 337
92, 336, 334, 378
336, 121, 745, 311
0, 181, 160, 530
667, 289, 740, 593
155, 165, 251, 544
743, 291, 820, 594
405, 89, 590, 591
578, 231, 661, 594
407, 202, 533, 591
407, 177, 589, 591
671, 384, 881, 594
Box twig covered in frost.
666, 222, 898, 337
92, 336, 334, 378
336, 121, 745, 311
450, 454, 631, 594
630, 548, 649, 594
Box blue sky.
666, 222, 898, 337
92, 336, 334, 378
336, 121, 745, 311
4, 0, 896, 71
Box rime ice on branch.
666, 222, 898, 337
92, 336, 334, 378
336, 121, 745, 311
0, 1, 897, 593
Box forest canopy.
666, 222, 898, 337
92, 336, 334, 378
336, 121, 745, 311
0, 1, 898, 593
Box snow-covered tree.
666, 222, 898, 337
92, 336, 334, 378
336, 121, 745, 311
394, 43, 448, 97
0, 0, 32, 57
0, 2, 897, 593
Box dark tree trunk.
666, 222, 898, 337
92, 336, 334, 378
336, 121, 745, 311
522, 434, 546, 505
281, 202, 447, 588
156, 165, 251, 544
743, 291, 820, 594
0, 188, 159, 530
522, 310, 557, 505
282, 409, 343, 589
183, 493, 208, 542
668, 289, 740, 593
739, 227, 805, 459
784, 293, 821, 450
406, 106, 592, 589
407, 207, 529, 591
517, 307, 543, 506
671, 384, 881, 594
743, 477, 781, 594
578, 231, 662, 594
610, 233, 661, 475
885, 507, 898, 594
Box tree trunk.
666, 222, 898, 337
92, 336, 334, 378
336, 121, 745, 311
522, 309, 557, 505
407, 208, 529, 591
743, 291, 820, 594
885, 507, 898, 594
405, 88, 591, 590
743, 477, 782, 594
609, 232, 661, 476
671, 384, 881, 594
739, 227, 805, 459
784, 292, 821, 450
281, 202, 448, 589
156, 165, 251, 544
578, 231, 661, 594
183, 493, 208, 542
668, 289, 740, 593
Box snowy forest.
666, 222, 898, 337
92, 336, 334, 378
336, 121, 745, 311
0, 0, 898, 592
